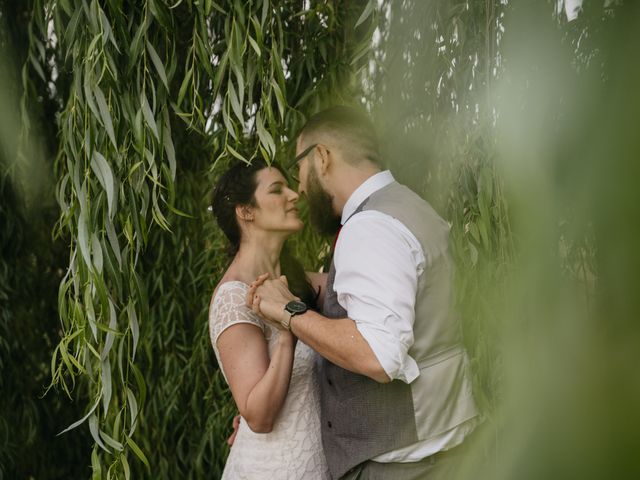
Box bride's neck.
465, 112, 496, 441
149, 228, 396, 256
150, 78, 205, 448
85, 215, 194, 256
231, 234, 284, 281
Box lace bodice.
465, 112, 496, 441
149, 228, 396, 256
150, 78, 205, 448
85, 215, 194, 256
209, 281, 329, 480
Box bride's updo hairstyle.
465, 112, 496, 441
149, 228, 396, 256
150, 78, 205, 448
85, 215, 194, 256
211, 160, 269, 255
211, 160, 317, 308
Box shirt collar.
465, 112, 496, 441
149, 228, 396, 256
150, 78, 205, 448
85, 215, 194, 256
341, 170, 395, 225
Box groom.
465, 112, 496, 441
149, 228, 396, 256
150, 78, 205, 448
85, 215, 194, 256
248, 106, 478, 479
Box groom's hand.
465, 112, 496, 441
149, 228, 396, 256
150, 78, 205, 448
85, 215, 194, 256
247, 275, 299, 329
226, 414, 241, 446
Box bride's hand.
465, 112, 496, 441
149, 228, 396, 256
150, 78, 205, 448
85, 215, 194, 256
250, 276, 299, 329
246, 273, 270, 309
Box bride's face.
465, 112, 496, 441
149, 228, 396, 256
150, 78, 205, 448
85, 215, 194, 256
249, 167, 303, 235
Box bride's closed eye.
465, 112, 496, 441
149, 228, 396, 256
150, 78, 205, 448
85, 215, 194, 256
268, 181, 285, 194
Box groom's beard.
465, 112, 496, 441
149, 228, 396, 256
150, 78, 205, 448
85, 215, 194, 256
306, 164, 342, 237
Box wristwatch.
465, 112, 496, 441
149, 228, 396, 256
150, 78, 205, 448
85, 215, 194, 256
282, 300, 308, 330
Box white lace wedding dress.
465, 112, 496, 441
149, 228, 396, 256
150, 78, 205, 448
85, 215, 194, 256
209, 281, 330, 480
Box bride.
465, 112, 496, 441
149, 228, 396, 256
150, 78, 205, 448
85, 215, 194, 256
208, 160, 330, 479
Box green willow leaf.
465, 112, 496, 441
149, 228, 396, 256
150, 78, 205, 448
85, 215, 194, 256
194, 34, 214, 78
101, 299, 118, 361
256, 111, 275, 159
99, 430, 124, 452
89, 412, 111, 453
121, 455, 131, 480
270, 79, 286, 120
228, 81, 243, 123
129, 360, 147, 409
177, 67, 193, 106
213, 50, 229, 95
162, 110, 176, 180
151, 193, 171, 231
83, 72, 102, 124
91, 446, 102, 480
126, 303, 139, 362
226, 143, 249, 164
232, 63, 245, 106
146, 40, 169, 91
93, 86, 117, 150
64, 7, 82, 52
101, 356, 112, 414
222, 101, 237, 140
57, 173, 70, 213
58, 394, 102, 435
126, 436, 150, 471
260, 0, 269, 28
78, 211, 92, 270
28, 53, 46, 81
248, 35, 261, 57
91, 151, 117, 219
91, 233, 103, 274
105, 217, 122, 268
126, 387, 139, 435
133, 108, 144, 153
100, 8, 120, 52
149, 0, 172, 30
355, 0, 376, 28
250, 15, 263, 45
141, 93, 159, 140
129, 19, 148, 63
85, 285, 98, 340
58, 0, 72, 15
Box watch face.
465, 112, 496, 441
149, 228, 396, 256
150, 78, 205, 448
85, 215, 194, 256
285, 300, 307, 314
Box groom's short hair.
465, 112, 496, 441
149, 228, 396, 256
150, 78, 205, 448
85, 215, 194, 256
298, 105, 382, 166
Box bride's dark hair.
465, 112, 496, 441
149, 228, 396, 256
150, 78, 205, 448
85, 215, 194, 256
211, 160, 317, 308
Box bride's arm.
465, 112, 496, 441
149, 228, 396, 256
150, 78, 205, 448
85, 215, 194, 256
217, 324, 296, 433
305, 271, 328, 307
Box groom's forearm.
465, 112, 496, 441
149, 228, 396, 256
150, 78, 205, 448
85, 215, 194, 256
290, 311, 391, 383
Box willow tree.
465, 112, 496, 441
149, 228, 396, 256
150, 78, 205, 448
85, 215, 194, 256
16, 0, 512, 476
20, 0, 376, 477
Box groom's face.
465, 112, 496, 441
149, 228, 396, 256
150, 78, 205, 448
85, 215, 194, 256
295, 142, 341, 236
305, 161, 342, 236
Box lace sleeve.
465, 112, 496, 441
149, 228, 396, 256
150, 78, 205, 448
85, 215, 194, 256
208, 282, 265, 349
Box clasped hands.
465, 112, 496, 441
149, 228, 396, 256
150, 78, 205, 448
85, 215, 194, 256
246, 273, 299, 330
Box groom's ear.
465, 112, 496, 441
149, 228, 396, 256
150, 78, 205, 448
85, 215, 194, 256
318, 144, 331, 175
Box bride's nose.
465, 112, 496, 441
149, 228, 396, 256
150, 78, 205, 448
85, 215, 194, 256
287, 188, 299, 203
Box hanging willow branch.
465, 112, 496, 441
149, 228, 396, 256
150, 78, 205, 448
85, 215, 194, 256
23, 0, 376, 476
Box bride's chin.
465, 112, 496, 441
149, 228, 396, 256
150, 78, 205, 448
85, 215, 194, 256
287, 220, 305, 233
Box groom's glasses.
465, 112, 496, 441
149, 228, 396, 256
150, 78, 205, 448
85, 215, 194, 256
288, 143, 317, 182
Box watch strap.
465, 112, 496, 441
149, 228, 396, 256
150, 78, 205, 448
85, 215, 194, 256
281, 309, 293, 331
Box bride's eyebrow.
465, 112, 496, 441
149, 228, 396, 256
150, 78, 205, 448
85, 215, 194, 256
268, 181, 284, 188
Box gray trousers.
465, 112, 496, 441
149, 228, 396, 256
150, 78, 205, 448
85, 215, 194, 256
338, 444, 465, 480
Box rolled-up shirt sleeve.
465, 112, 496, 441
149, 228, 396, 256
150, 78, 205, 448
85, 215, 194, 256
333, 211, 425, 384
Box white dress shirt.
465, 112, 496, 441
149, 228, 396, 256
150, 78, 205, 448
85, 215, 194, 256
333, 170, 476, 462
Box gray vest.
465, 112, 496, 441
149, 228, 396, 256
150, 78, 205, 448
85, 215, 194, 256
319, 181, 478, 479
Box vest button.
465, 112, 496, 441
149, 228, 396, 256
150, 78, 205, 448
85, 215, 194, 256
327, 421, 332, 428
